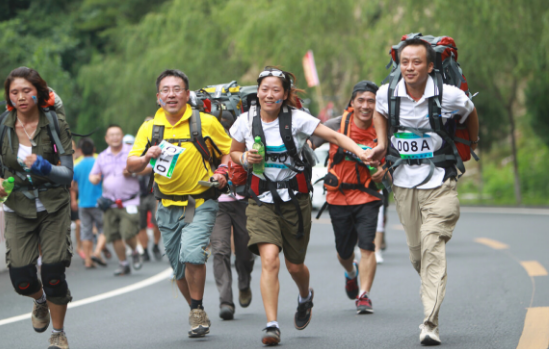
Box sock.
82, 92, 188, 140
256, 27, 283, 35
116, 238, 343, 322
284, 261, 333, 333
190, 298, 203, 310
345, 266, 357, 279
359, 291, 369, 298
266, 321, 279, 329
52, 328, 64, 333
35, 293, 47, 304
298, 290, 312, 304
120, 260, 129, 266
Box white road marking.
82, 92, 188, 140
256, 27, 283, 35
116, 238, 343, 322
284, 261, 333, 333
0, 268, 173, 327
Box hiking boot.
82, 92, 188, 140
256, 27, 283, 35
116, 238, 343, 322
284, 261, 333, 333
262, 326, 281, 346
239, 288, 252, 308
294, 288, 314, 330
48, 332, 69, 349
420, 323, 441, 346
142, 249, 151, 262
219, 304, 234, 320
132, 251, 143, 270
345, 261, 359, 300
188, 307, 211, 337
113, 264, 131, 276
152, 244, 163, 261
356, 292, 374, 314
32, 301, 50, 333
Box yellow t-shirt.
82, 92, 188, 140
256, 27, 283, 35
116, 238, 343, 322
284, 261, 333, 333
129, 105, 231, 207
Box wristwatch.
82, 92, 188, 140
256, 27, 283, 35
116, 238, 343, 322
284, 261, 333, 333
471, 137, 480, 145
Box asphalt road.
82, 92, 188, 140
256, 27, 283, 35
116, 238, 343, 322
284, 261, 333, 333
0, 206, 548, 349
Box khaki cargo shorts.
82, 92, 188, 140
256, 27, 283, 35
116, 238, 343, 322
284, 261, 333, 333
246, 194, 312, 264
103, 207, 140, 243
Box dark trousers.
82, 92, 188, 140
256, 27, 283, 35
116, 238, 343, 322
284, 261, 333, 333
211, 201, 254, 306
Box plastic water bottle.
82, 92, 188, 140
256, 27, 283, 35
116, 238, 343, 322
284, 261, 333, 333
367, 166, 385, 190
252, 136, 265, 175
0, 177, 15, 203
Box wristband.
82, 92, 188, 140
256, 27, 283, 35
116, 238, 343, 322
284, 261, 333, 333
471, 137, 480, 145
240, 152, 249, 168
30, 155, 52, 176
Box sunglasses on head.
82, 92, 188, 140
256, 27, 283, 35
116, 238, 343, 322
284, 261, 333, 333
258, 70, 286, 79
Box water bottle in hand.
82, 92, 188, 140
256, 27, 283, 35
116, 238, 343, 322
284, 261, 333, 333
0, 177, 15, 203
252, 136, 265, 175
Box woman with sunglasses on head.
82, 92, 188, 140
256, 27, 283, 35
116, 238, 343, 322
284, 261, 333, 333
230, 67, 373, 346
1, 67, 75, 349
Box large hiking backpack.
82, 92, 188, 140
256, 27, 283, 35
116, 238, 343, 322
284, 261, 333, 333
383, 33, 479, 187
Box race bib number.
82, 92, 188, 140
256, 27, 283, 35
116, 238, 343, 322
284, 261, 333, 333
126, 205, 138, 214
393, 132, 434, 159
150, 140, 185, 178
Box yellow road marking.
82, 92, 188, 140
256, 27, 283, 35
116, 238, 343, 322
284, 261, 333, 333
474, 238, 509, 250
520, 261, 548, 277
517, 307, 549, 349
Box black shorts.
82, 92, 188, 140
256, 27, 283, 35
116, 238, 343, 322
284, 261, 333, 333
328, 201, 382, 259
71, 209, 79, 221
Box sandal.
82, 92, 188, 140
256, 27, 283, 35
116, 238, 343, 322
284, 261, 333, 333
102, 248, 112, 260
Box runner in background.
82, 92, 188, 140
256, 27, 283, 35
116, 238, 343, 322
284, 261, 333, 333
71, 140, 84, 260
90, 125, 143, 276
211, 111, 254, 320
374, 189, 389, 264
72, 138, 106, 269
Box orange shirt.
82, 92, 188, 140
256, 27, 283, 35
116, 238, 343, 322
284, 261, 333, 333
326, 113, 381, 206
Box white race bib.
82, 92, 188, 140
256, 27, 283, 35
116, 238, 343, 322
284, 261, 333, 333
393, 132, 434, 160
126, 205, 138, 214
150, 140, 185, 178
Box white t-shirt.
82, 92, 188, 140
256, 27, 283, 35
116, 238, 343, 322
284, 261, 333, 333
230, 107, 320, 203
3, 144, 47, 212
376, 76, 474, 189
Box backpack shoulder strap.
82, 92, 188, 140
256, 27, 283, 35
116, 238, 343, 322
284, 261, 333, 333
251, 105, 267, 147
0, 111, 10, 177
340, 109, 353, 137
278, 106, 299, 160
387, 69, 402, 135
190, 109, 211, 161
43, 108, 65, 155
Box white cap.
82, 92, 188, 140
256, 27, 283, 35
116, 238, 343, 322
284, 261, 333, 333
123, 134, 135, 145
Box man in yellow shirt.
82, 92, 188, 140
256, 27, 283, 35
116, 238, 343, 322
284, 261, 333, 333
127, 69, 231, 338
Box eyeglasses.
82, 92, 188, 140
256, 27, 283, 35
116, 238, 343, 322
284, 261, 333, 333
159, 87, 187, 96
266, 152, 288, 163
258, 70, 286, 79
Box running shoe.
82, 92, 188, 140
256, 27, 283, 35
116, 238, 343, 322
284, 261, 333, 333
294, 288, 314, 330
375, 250, 384, 264
345, 261, 359, 300
239, 288, 252, 308
113, 264, 131, 276
31, 300, 50, 333
132, 251, 143, 270
262, 326, 281, 346
152, 244, 163, 261
356, 292, 374, 314
188, 307, 211, 337
419, 323, 441, 346
48, 332, 69, 349
219, 304, 234, 320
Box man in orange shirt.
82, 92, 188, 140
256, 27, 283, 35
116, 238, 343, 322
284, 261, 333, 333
311, 81, 385, 314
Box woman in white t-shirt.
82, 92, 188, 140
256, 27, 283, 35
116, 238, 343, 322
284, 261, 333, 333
230, 67, 371, 345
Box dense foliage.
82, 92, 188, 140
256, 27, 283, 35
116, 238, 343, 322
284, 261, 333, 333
2, 0, 548, 205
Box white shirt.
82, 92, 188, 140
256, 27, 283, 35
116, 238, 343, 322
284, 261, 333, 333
3, 144, 47, 212
230, 107, 320, 203
376, 76, 474, 189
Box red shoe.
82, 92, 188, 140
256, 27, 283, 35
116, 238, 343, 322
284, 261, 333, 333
345, 261, 359, 300
356, 292, 374, 314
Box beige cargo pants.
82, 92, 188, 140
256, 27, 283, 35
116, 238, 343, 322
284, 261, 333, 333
393, 178, 460, 327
